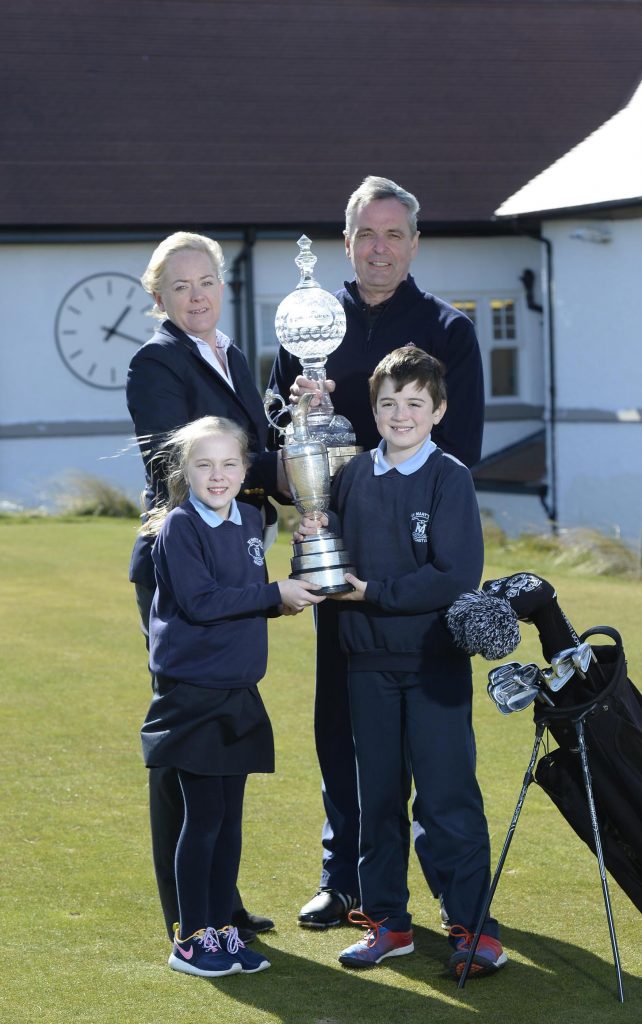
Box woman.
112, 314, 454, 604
127, 231, 284, 943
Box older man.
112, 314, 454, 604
270, 176, 485, 927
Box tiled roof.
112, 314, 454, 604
2, 1, 642, 228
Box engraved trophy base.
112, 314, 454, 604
290, 532, 355, 594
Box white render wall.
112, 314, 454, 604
543, 215, 642, 545
0, 233, 542, 510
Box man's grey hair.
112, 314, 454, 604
344, 176, 420, 237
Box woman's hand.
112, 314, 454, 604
330, 573, 367, 602
277, 579, 325, 614
293, 513, 328, 543
289, 375, 336, 406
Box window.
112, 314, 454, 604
450, 296, 520, 400
257, 301, 280, 391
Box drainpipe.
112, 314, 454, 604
539, 237, 558, 532
229, 228, 258, 379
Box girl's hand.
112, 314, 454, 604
290, 375, 336, 406
278, 578, 325, 614
293, 513, 328, 543
330, 573, 367, 602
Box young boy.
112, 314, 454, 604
297, 346, 506, 980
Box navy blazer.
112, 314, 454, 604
127, 320, 278, 587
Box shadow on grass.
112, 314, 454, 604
200, 924, 641, 1024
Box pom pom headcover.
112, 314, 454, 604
446, 590, 522, 660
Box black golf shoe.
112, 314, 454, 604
298, 889, 359, 929
231, 907, 275, 940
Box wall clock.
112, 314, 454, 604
55, 272, 154, 389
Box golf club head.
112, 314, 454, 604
571, 642, 593, 676
547, 642, 594, 690
487, 662, 544, 714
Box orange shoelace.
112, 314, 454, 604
347, 909, 389, 946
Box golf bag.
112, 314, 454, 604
447, 572, 642, 914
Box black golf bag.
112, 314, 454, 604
447, 572, 642, 914
534, 625, 642, 913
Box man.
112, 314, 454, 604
270, 176, 485, 927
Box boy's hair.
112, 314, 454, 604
140, 416, 249, 536
369, 346, 447, 408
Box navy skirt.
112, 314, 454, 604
141, 674, 275, 776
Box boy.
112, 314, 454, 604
296, 346, 506, 979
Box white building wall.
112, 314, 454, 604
544, 215, 642, 545
1, 233, 543, 509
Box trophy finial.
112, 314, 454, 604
295, 235, 319, 289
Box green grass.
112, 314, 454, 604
1, 519, 641, 1023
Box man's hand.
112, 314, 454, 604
289, 375, 336, 406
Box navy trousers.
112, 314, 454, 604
136, 582, 245, 938
315, 602, 440, 899
347, 668, 498, 937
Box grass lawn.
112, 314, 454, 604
1, 518, 641, 1023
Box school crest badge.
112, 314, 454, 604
410, 512, 430, 543
247, 537, 265, 566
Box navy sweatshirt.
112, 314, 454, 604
270, 275, 484, 468
149, 501, 282, 688
330, 447, 484, 674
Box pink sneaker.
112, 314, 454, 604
339, 911, 414, 968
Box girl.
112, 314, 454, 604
141, 415, 323, 977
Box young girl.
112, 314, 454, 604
140, 415, 323, 977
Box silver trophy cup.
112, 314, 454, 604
266, 392, 355, 594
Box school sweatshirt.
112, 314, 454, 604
149, 501, 282, 688
330, 445, 484, 673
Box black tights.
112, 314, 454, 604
176, 770, 247, 938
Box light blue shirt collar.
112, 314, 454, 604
189, 490, 242, 527
372, 435, 437, 476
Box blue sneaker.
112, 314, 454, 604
168, 925, 242, 977
219, 925, 271, 973
339, 912, 414, 968
448, 925, 507, 979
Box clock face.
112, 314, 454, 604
55, 272, 155, 389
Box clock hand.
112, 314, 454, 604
106, 328, 146, 345
102, 305, 131, 341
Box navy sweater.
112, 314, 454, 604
330, 448, 484, 674
149, 501, 282, 688
270, 275, 484, 468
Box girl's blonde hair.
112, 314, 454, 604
140, 416, 249, 536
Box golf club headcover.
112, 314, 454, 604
481, 572, 580, 663
445, 590, 522, 660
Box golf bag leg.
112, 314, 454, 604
574, 718, 624, 1003
458, 722, 546, 989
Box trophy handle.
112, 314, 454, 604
263, 388, 290, 435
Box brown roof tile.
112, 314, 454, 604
2, 0, 642, 228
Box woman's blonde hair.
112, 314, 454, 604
140, 416, 249, 536
141, 231, 225, 321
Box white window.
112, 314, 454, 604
257, 300, 280, 391
450, 296, 521, 400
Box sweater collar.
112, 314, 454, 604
372, 435, 437, 476
189, 491, 242, 527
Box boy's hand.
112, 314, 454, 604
294, 513, 328, 543
289, 375, 336, 406
330, 573, 367, 602
278, 578, 325, 614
